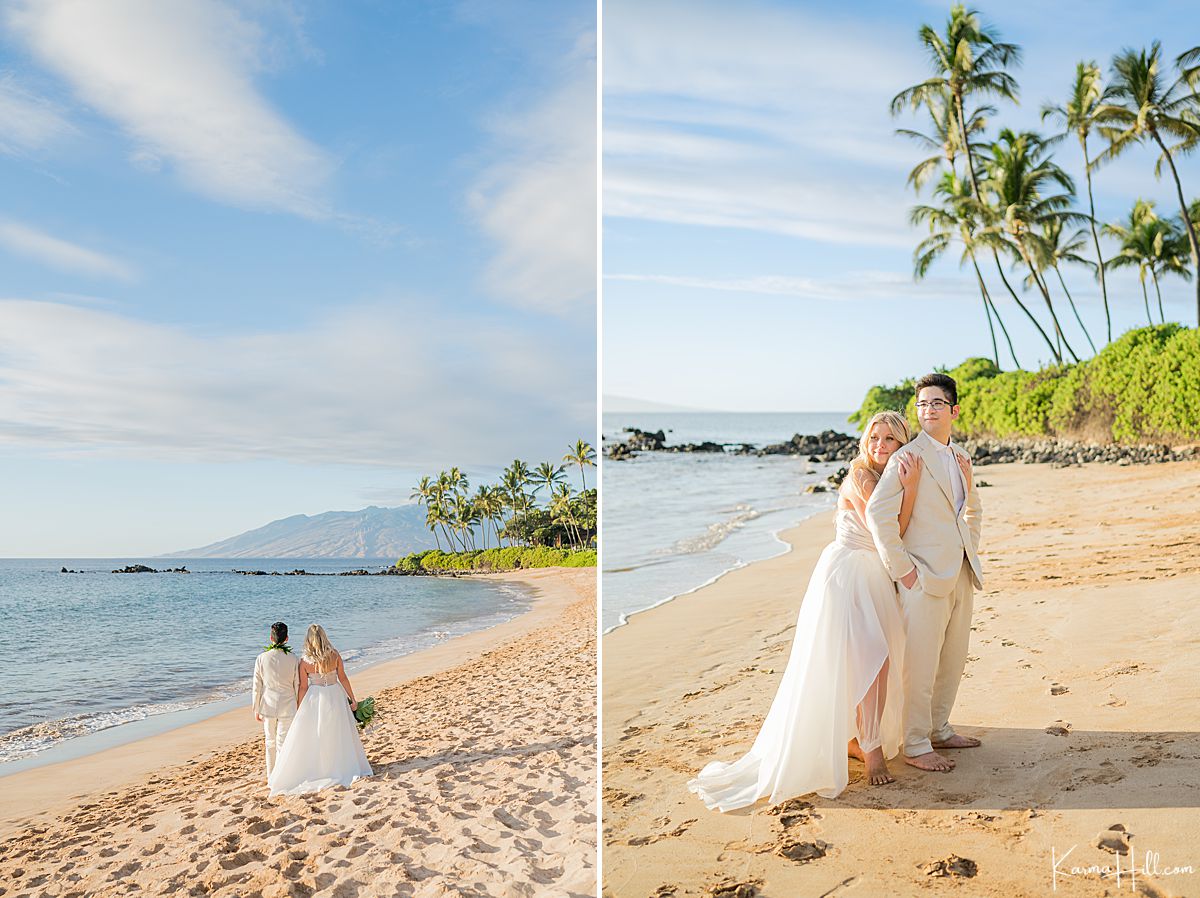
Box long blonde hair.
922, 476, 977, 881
851, 411, 912, 481
303, 624, 337, 673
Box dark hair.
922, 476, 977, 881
270, 621, 288, 644
914, 372, 958, 406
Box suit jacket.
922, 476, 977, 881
865, 430, 983, 598
252, 648, 300, 718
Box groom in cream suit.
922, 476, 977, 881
866, 373, 983, 773
252, 621, 300, 778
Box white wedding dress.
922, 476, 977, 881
688, 481, 906, 809
267, 662, 372, 796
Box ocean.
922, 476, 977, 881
0, 558, 529, 773
601, 411, 856, 633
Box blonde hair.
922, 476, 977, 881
303, 624, 337, 673
851, 411, 912, 480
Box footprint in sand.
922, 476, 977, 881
1050, 684, 1069, 695
1045, 722, 1071, 736
775, 840, 829, 864
920, 855, 977, 877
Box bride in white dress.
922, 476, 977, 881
689, 411, 924, 810
268, 624, 373, 796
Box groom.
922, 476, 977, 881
252, 621, 300, 779
865, 373, 984, 773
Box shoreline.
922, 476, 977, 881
0, 567, 580, 840
603, 460, 1200, 897
603, 505, 828, 635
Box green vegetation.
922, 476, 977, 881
395, 546, 596, 573
893, 6, 1200, 365
401, 439, 597, 573
851, 325, 1200, 443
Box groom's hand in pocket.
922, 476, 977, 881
901, 567, 918, 590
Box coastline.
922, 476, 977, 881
603, 461, 1200, 897
0, 566, 582, 840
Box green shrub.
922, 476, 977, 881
850, 327, 1200, 443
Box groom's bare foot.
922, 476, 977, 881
864, 746, 895, 785
932, 734, 982, 749
904, 750, 955, 772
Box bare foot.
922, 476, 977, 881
864, 746, 895, 785
849, 739, 895, 785
932, 733, 982, 749
904, 750, 955, 772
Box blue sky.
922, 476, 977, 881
603, 0, 1200, 413
0, 0, 595, 555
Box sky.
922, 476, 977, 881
0, 0, 596, 555
602, 0, 1200, 413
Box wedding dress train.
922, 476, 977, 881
688, 504, 905, 810
267, 666, 372, 796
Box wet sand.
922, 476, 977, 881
602, 461, 1200, 898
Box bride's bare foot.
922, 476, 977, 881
904, 750, 955, 772
847, 738, 865, 762
932, 733, 981, 749
864, 746, 895, 785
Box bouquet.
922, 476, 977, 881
351, 696, 376, 730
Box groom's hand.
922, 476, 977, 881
901, 567, 918, 590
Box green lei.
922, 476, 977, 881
263, 642, 293, 654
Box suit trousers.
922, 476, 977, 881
263, 715, 294, 777
899, 556, 974, 756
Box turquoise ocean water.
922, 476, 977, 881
0, 558, 528, 773
602, 412, 855, 633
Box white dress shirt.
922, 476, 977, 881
933, 438, 966, 516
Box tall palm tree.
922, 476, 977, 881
1152, 220, 1194, 322
1042, 60, 1114, 342
531, 462, 567, 502
1030, 218, 1098, 354
562, 439, 596, 491
502, 460, 532, 515
550, 485, 583, 549
1096, 42, 1200, 325
1104, 200, 1169, 325
978, 128, 1083, 363
896, 87, 992, 191
891, 6, 1047, 358
911, 171, 1020, 367
452, 493, 479, 550
891, 5, 1020, 204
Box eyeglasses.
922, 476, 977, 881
915, 399, 954, 410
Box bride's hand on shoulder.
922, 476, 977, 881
956, 454, 973, 489
898, 453, 922, 490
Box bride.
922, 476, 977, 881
689, 411, 930, 810
268, 624, 373, 796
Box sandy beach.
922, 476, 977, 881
602, 461, 1200, 898
0, 566, 596, 898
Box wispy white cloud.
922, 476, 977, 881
0, 219, 136, 281
5, 0, 332, 217
0, 299, 594, 466
606, 270, 978, 303
604, 0, 925, 247
0, 73, 76, 154
469, 31, 596, 316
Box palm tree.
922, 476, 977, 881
911, 171, 1020, 367
531, 462, 567, 502
891, 5, 1020, 205
1104, 200, 1169, 325
1042, 60, 1114, 342
1153, 220, 1194, 322
452, 493, 479, 550
562, 439, 596, 491
890, 6, 1056, 360
550, 485, 583, 549
978, 128, 1083, 363
1095, 42, 1200, 325
896, 87, 992, 191
1030, 218, 1098, 354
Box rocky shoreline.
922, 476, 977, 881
604, 427, 1198, 468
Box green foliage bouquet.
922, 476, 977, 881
351, 696, 376, 730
